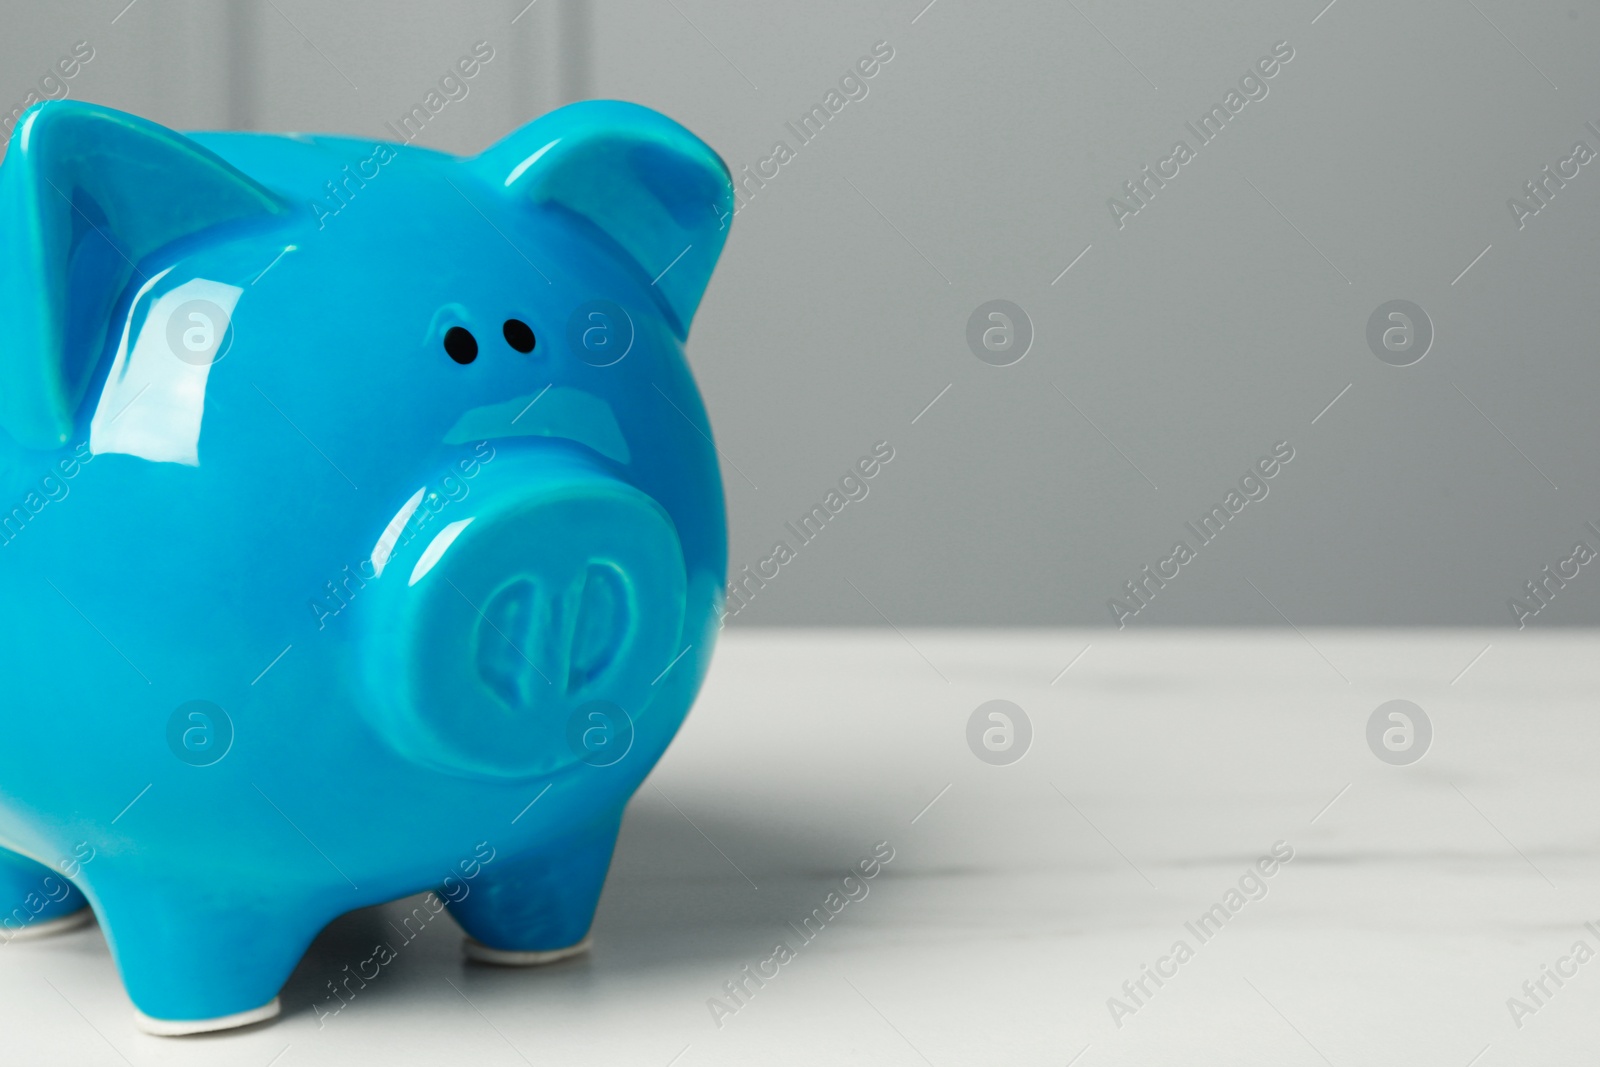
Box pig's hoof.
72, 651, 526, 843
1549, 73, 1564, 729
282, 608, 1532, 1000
133, 997, 280, 1036
2, 905, 92, 941
463, 934, 592, 967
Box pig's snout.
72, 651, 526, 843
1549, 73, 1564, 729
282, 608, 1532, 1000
362, 450, 687, 780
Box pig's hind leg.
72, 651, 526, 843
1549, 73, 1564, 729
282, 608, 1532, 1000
449, 811, 623, 966
0, 848, 91, 940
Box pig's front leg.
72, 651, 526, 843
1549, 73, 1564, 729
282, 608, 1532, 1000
450, 809, 624, 966
94, 873, 323, 1035
0, 848, 90, 941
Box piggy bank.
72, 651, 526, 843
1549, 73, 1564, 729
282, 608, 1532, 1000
0, 98, 732, 1033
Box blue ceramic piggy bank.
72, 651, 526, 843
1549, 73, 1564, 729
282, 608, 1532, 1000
0, 98, 732, 1034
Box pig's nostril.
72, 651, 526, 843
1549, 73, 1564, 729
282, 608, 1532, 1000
475, 577, 544, 710
567, 563, 627, 695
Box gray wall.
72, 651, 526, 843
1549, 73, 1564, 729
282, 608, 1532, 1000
4, 0, 1598, 627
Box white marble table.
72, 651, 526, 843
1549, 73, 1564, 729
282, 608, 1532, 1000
3, 629, 1594, 1065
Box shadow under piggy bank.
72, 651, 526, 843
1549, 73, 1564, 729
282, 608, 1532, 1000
274, 797, 897, 1029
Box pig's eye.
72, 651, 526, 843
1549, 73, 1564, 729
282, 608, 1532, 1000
503, 319, 536, 354
444, 326, 478, 365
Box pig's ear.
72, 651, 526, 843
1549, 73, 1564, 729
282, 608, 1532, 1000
470, 100, 733, 340
0, 101, 289, 449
